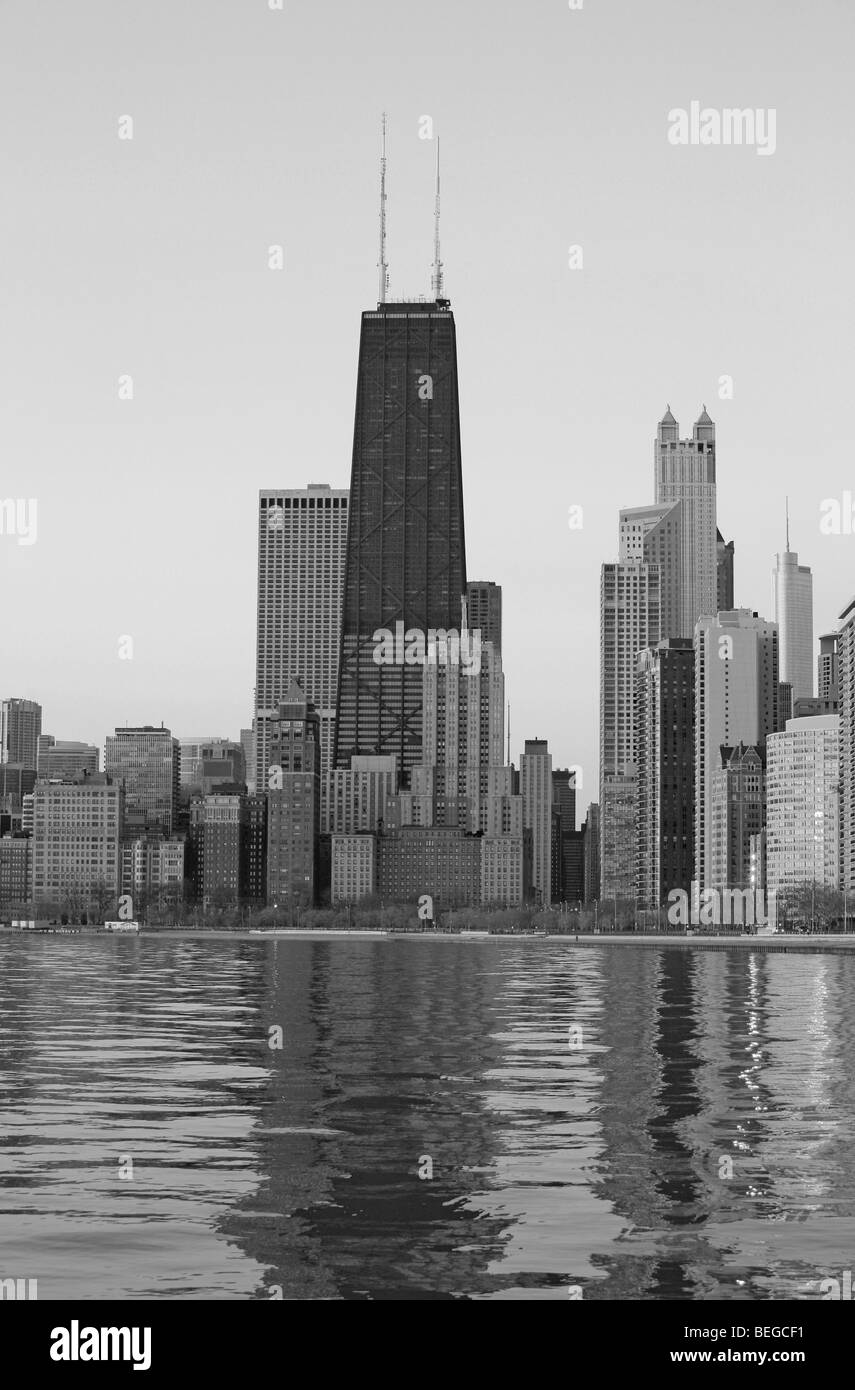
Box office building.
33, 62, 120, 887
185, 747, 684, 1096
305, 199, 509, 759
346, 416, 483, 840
105, 726, 180, 835
36, 737, 99, 780
266, 681, 321, 908
466, 581, 502, 655
635, 638, 695, 907
654, 407, 717, 638
766, 715, 839, 895
30, 774, 123, 912
334, 298, 467, 785
710, 743, 765, 893
0, 698, 42, 770
694, 610, 778, 890
520, 739, 553, 905
717, 530, 735, 611
772, 520, 814, 699
255, 483, 348, 831
818, 632, 839, 702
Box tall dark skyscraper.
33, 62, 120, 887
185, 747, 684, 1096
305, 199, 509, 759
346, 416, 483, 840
334, 301, 468, 782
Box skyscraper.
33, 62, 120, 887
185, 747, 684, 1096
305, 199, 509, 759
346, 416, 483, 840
818, 632, 839, 702
105, 726, 180, 835
772, 513, 814, 700
694, 610, 779, 891
710, 743, 765, 893
635, 638, 695, 907
266, 680, 321, 908
619, 502, 682, 641
766, 715, 839, 896
0, 698, 42, 770
837, 596, 855, 892
254, 483, 348, 832
520, 739, 552, 905
599, 560, 661, 897
36, 737, 99, 779
334, 300, 467, 784
654, 407, 717, 638
716, 530, 735, 611
466, 581, 502, 656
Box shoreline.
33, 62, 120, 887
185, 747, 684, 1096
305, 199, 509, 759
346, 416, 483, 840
4, 926, 855, 954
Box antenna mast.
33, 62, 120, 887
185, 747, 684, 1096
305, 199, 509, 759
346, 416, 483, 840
431, 136, 444, 299
378, 113, 389, 304
785, 495, 790, 550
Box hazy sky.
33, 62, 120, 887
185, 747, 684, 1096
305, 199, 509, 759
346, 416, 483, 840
3, 0, 854, 805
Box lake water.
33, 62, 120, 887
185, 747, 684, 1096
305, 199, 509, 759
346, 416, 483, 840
1, 935, 853, 1300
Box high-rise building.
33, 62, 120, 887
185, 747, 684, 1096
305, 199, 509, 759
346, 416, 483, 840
466, 581, 502, 655
105, 727, 180, 835
254, 484, 348, 831
331, 835, 377, 904
0, 698, 42, 770
419, 638, 504, 832
837, 596, 855, 892
635, 638, 695, 907
0, 835, 31, 911
36, 737, 99, 779
766, 715, 839, 896
330, 755, 398, 835
179, 737, 229, 792
716, 530, 735, 612
121, 835, 185, 907
818, 632, 839, 702
694, 610, 779, 890
583, 803, 600, 903
619, 502, 682, 641
334, 300, 467, 785
266, 681, 321, 908
521, 739, 553, 905
240, 727, 255, 795
599, 560, 661, 897
189, 795, 244, 907
710, 743, 765, 893
772, 519, 814, 699
654, 407, 717, 638
0, 765, 36, 815
376, 825, 481, 907
30, 774, 123, 913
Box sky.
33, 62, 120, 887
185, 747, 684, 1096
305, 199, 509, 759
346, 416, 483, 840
2, 0, 854, 809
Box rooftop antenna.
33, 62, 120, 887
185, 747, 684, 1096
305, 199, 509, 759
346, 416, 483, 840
431, 136, 444, 300
378, 113, 389, 304
507, 701, 511, 766
785, 495, 790, 550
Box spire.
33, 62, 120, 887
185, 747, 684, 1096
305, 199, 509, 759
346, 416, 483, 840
378, 112, 389, 305
431, 136, 444, 300
785, 496, 790, 550
660, 404, 676, 424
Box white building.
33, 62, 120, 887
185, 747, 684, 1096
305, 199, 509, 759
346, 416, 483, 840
766, 715, 839, 893
254, 484, 348, 832
694, 610, 778, 891
654, 407, 717, 639
31, 777, 123, 909
772, 527, 814, 700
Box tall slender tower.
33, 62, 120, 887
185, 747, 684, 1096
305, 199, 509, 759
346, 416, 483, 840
772, 504, 814, 700
654, 407, 717, 637
254, 483, 349, 830
334, 125, 467, 783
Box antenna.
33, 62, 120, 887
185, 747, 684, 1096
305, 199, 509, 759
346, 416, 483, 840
785, 495, 790, 550
378, 113, 389, 304
507, 701, 511, 766
431, 136, 444, 299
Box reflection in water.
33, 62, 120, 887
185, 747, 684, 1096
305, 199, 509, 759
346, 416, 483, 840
1, 936, 854, 1299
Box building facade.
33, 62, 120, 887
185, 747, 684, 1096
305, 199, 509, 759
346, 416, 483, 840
334, 301, 467, 785
694, 610, 778, 891
254, 483, 348, 831
635, 638, 695, 907
772, 541, 814, 700
105, 727, 180, 835
766, 715, 839, 896
0, 698, 42, 770
654, 407, 717, 639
